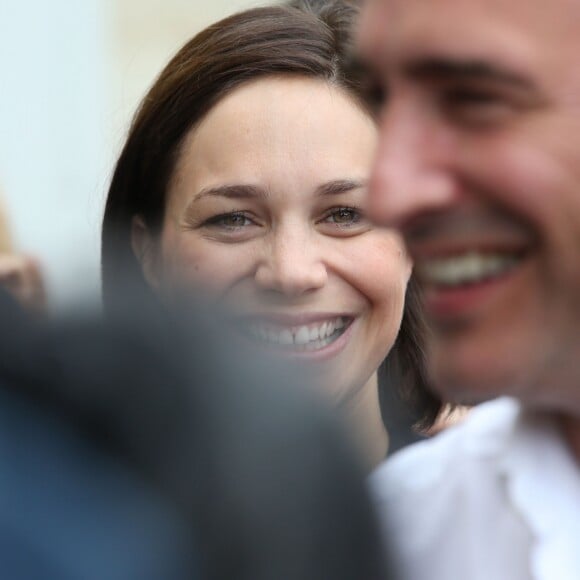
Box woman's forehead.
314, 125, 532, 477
169, 76, 377, 197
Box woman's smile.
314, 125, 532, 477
237, 313, 355, 357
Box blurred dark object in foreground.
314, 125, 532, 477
0, 288, 390, 580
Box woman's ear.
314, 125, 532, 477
131, 216, 161, 291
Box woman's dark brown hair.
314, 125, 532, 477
101, 0, 442, 432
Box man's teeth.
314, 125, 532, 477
417, 252, 521, 286
250, 317, 347, 350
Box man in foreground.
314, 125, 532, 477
357, 0, 580, 578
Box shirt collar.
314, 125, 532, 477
499, 406, 580, 580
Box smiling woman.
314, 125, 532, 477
101, 0, 441, 469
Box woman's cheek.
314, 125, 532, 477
160, 234, 235, 291
340, 235, 409, 301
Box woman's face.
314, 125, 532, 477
136, 76, 411, 403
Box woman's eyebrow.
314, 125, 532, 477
188, 180, 366, 209
193, 184, 268, 202
316, 179, 368, 197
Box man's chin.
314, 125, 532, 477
425, 324, 542, 405
428, 352, 521, 406
433, 381, 502, 407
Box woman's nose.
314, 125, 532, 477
254, 232, 327, 297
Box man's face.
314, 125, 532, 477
358, 0, 580, 410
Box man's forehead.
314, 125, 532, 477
359, 0, 580, 72
361, 0, 580, 19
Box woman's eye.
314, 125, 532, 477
207, 212, 254, 229
330, 208, 359, 224
323, 207, 364, 227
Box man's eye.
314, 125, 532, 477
447, 89, 499, 105
345, 56, 388, 111
443, 89, 512, 124
361, 78, 388, 112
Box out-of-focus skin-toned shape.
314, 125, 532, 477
0, 194, 46, 313
0, 254, 46, 314
358, 0, 580, 451
0, 196, 12, 253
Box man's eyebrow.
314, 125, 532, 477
316, 179, 367, 197
192, 184, 267, 202
405, 57, 538, 90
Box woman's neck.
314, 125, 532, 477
343, 373, 388, 472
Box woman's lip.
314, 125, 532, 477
255, 318, 356, 362
236, 312, 354, 326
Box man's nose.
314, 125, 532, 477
255, 230, 327, 297
369, 99, 461, 230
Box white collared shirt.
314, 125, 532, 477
370, 398, 580, 580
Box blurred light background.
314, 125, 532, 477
0, 0, 259, 308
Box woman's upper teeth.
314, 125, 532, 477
252, 317, 346, 346
417, 251, 520, 286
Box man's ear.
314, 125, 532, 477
131, 215, 161, 291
